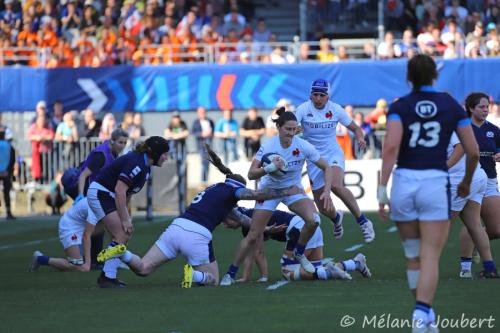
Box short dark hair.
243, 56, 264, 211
407, 54, 437, 91
464, 92, 489, 117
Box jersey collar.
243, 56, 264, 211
419, 86, 436, 92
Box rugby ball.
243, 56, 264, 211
261, 152, 288, 177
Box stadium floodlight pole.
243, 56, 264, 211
378, 0, 385, 42
299, 0, 307, 42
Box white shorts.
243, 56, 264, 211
307, 154, 345, 191
287, 216, 324, 250
390, 169, 450, 221
450, 174, 487, 212
254, 193, 310, 211
485, 178, 500, 197
58, 215, 85, 250
155, 218, 214, 266
87, 182, 116, 223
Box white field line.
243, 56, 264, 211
344, 244, 364, 252
0, 237, 58, 251
266, 280, 290, 290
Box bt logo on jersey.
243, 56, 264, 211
292, 148, 300, 157
415, 100, 438, 119
325, 111, 333, 119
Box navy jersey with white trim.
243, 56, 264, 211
238, 207, 294, 242
179, 182, 241, 233
94, 151, 151, 195
388, 90, 469, 171
472, 121, 500, 178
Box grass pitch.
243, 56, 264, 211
0, 213, 498, 333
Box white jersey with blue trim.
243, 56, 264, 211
447, 132, 486, 184
295, 100, 353, 160
255, 135, 320, 189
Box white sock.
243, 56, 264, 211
342, 259, 356, 272
121, 250, 133, 263
412, 309, 429, 327
192, 270, 205, 283
103, 258, 121, 279
315, 266, 328, 280
429, 308, 436, 324
460, 260, 472, 271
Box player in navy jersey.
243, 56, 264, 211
224, 207, 368, 282
106, 147, 301, 288
459, 92, 500, 278
87, 136, 170, 288
377, 55, 479, 333
220, 108, 334, 286
61, 128, 129, 268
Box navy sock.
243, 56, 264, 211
355, 260, 361, 271
227, 264, 239, 278
356, 214, 368, 226
294, 244, 306, 256
483, 260, 497, 272
460, 257, 472, 262
415, 301, 431, 314
109, 241, 118, 247
37, 255, 50, 265
331, 212, 340, 224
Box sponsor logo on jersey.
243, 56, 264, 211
292, 148, 300, 157
303, 121, 336, 129
486, 131, 494, 138
286, 160, 303, 167
129, 166, 141, 178
325, 111, 333, 119
415, 100, 438, 119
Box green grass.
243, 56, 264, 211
0, 214, 498, 333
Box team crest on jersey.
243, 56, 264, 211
292, 148, 300, 157
415, 100, 438, 119
71, 234, 77, 241
325, 111, 333, 119
486, 131, 494, 138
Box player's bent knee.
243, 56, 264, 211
402, 239, 420, 259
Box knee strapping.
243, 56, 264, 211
402, 239, 420, 259
406, 269, 420, 290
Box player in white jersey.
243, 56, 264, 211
220, 108, 334, 285
295, 79, 375, 243
447, 132, 498, 278
29, 198, 98, 272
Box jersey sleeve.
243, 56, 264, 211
336, 105, 353, 127
495, 124, 500, 152
118, 160, 144, 187
255, 142, 266, 161
453, 101, 470, 129
86, 152, 106, 173
387, 99, 403, 122
301, 138, 321, 162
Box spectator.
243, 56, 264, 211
51, 100, 65, 128
129, 113, 146, 138
120, 111, 134, 134
445, 0, 468, 26
80, 1, 99, 38
377, 31, 396, 59
222, 8, 245, 36
365, 98, 388, 157
394, 28, 417, 58
99, 113, 117, 140
240, 107, 266, 160
352, 111, 371, 159
0, 127, 15, 219
299, 42, 313, 62
487, 101, 500, 127
214, 108, 239, 164
317, 38, 339, 62
44, 170, 67, 215
55, 111, 79, 167
61, 0, 82, 44
27, 112, 54, 182
80, 108, 101, 138
337, 45, 350, 60
253, 17, 271, 43
164, 112, 189, 159
465, 20, 484, 43
191, 106, 214, 183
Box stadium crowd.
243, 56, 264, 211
0, 0, 498, 67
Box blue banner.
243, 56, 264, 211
1, 59, 498, 112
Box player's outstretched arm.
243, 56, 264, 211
236, 185, 303, 201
